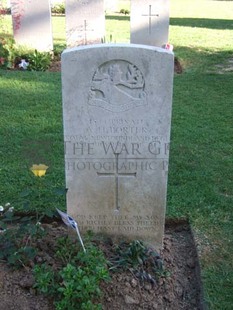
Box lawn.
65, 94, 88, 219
0, 0, 233, 309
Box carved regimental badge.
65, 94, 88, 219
88, 60, 147, 112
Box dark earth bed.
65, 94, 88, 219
0, 219, 204, 310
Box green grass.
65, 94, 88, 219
0, 0, 233, 308
106, 14, 130, 43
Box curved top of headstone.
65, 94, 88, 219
62, 43, 173, 56
61, 44, 173, 115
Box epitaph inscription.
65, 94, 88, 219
62, 44, 174, 250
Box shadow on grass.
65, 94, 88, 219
106, 15, 232, 30
171, 45, 233, 75
0, 45, 232, 85
170, 17, 233, 30
106, 15, 130, 22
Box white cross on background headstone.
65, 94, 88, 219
83, 19, 94, 45
142, 5, 159, 35
130, 0, 170, 47
66, 0, 105, 47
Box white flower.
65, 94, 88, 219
18, 59, 29, 70
9, 207, 14, 212
0, 206, 4, 212
5, 202, 10, 207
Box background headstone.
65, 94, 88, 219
62, 44, 174, 250
130, 0, 170, 47
10, 0, 53, 52
105, 0, 118, 13
50, 0, 64, 4
65, 0, 105, 47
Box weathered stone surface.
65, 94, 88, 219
130, 0, 170, 47
10, 0, 53, 51
65, 0, 105, 47
62, 43, 174, 250
105, 0, 118, 13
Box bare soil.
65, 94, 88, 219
0, 219, 204, 310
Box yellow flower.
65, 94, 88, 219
30, 164, 49, 177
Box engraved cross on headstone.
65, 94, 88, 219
82, 19, 94, 45
142, 4, 159, 34
97, 153, 137, 212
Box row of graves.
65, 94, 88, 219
10, 0, 169, 51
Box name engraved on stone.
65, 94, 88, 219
142, 4, 159, 35
97, 153, 136, 212
88, 60, 147, 112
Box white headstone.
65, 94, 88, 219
10, 0, 53, 52
65, 0, 105, 47
62, 44, 174, 250
105, 0, 118, 13
130, 0, 170, 47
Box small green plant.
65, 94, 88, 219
119, 8, 130, 15
51, 3, 65, 14
101, 34, 113, 44
0, 37, 17, 68
33, 263, 57, 295
53, 46, 63, 60
34, 239, 110, 310
0, 203, 45, 268
109, 240, 168, 285
0, 38, 52, 71
27, 49, 52, 71
0, 44, 9, 68
110, 240, 148, 269
55, 262, 103, 310
55, 236, 78, 264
